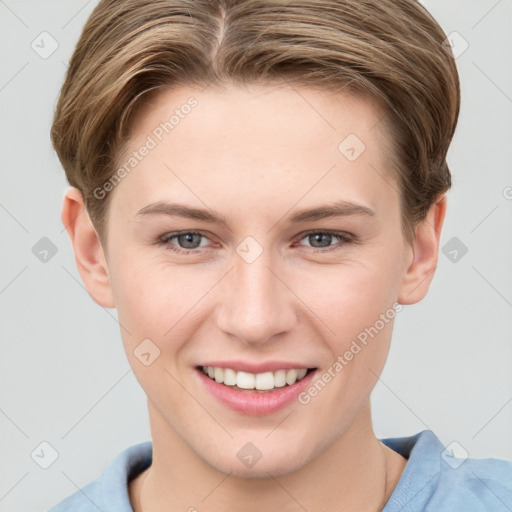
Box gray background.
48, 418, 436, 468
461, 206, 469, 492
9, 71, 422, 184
0, 1, 511, 510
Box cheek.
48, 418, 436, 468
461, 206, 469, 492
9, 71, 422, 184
294, 256, 400, 395
297, 265, 398, 433
108, 259, 200, 396
297, 257, 399, 327
111, 255, 189, 324
109, 255, 214, 358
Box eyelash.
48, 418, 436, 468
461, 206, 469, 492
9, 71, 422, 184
157, 230, 355, 255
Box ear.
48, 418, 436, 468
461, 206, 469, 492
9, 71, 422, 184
61, 187, 115, 308
397, 194, 447, 305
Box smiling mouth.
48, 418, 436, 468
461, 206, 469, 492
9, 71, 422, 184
198, 366, 316, 393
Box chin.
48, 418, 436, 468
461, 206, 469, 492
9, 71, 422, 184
201, 442, 313, 479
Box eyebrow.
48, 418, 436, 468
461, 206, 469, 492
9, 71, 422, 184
135, 200, 375, 224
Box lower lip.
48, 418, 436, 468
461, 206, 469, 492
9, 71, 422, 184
196, 368, 317, 415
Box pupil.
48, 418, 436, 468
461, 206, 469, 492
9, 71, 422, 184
311, 233, 331, 248
180, 233, 200, 248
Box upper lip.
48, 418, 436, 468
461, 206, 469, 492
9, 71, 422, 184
198, 360, 316, 374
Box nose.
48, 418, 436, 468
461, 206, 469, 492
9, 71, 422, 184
215, 248, 298, 346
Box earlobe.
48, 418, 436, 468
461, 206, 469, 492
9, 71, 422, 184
61, 187, 115, 308
397, 194, 447, 305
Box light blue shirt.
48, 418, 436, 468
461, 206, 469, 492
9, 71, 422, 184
47, 430, 512, 511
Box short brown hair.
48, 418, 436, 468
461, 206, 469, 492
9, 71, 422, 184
51, 0, 460, 245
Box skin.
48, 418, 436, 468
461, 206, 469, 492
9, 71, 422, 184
62, 82, 446, 511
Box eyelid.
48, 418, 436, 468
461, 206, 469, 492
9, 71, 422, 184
293, 229, 354, 244
158, 229, 355, 254
158, 230, 212, 247
159, 230, 209, 243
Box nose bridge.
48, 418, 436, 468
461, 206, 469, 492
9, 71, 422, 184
216, 245, 296, 345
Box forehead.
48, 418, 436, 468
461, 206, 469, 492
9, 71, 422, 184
128, 81, 387, 145
112, 82, 399, 222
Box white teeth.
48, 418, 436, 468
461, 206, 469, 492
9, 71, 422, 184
236, 371, 255, 389
223, 368, 237, 386
255, 372, 274, 390
214, 367, 224, 383
297, 368, 307, 380
285, 369, 298, 385
201, 366, 311, 390
274, 369, 287, 388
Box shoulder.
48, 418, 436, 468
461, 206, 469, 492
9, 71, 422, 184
381, 430, 512, 511
47, 477, 103, 512
47, 441, 152, 512
432, 453, 512, 510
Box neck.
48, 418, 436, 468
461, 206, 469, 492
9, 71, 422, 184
130, 401, 406, 512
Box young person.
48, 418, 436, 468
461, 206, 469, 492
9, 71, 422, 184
48, 0, 512, 510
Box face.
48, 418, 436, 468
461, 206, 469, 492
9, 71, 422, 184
98, 83, 417, 477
